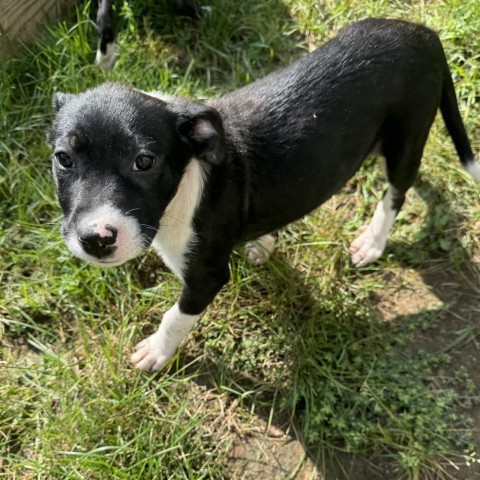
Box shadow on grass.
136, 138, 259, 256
176, 251, 396, 479
389, 175, 480, 308
385, 176, 480, 479
170, 176, 480, 480
385, 175, 480, 351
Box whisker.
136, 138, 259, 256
159, 213, 189, 227
137, 225, 156, 245
125, 208, 140, 216
141, 234, 153, 244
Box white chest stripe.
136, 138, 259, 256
152, 159, 206, 278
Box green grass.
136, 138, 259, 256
1, 0, 480, 478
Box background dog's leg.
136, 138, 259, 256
245, 234, 275, 266
131, 260, 230, 371
95, 0, 117, 70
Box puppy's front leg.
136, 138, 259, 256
131, 263, 230, 371
131, 302, 200, 371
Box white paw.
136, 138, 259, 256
465, 157, 480, 184
95, 43, 118, 70
349, 226, 386, 267
130, 331, 175, 371
131, 303, 200, 371
245, 234, 275, 266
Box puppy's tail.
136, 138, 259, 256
440, 67, 480, 183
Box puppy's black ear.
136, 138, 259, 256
177, 106, 225, 165
53, 92, 74, 112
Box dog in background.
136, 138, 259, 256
95, 0, 199, 69
49, 19, 480, 370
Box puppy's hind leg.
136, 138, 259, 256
349, 186, 400, 266
245, 234, 275, 266
350, 120, 431, 267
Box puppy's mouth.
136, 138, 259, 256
94, 258, 129, 267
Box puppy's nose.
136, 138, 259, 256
78, 225, 118, 259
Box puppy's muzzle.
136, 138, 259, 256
78, 224, 118, 259
62, 204, 146, 266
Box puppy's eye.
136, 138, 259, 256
133, 154, 156, 171
55, 152, 73, 168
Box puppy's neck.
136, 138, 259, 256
152, 158, 206, 278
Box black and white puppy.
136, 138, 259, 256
49, 19, 479, 370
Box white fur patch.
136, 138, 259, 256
465, 159, 480, 184
141, 90, 176, 103
95, 42, 117, 70
245, 234, 275, 266
152, 159, 206, 279
350, 187, 397, 267
64, 203, 143, 266
131, 303, 200, 371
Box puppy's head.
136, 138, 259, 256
48, 82, 225, 266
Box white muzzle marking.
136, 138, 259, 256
64, 204, 145, 266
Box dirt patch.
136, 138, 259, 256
192, 381, 319, 479
373, 269, 441, 321
223, 417, 396, 480
226, 421, 318, 480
